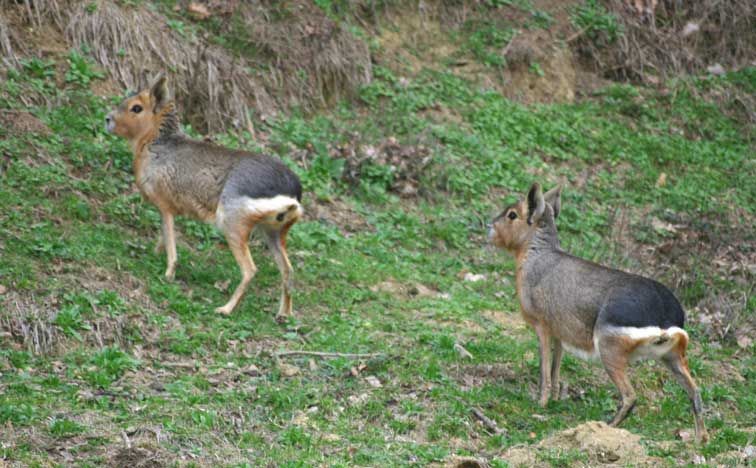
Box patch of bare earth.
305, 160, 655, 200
306, 198, 369, 236
371, 1, 606, 105
505, 421, 658, 467
0, 109, 51, 136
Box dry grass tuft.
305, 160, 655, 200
235, 0, 372, 110
15, 0, 67, 28
0, 13, 24, 68
576, 0, 755, 81
65, 0, 270, 133
0, 292, 129, 356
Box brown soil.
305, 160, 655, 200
505, 421, 658, 467
110, 445, 168, 468
306, 198, 370, 235
0, 110, 51, 136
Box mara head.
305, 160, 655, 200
105, 73, 172, 144
489, 182, 562, 254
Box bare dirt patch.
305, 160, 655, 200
306, 198, 369, 235
0, 110, 52, 136
110, 445, 170, 468
480, 310, 527, 334
505, 421, 658, 467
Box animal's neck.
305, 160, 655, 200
131, 102, 180, 180
153, 102, 180, 144
514, 221, 560, 271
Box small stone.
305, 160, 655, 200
681, 22, 700, 37
365, 375, 382, 388
463, 272, 486, 282
707, 63, 726, 76
243, 364, 261, 377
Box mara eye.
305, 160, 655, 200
507, 211, 518, 220
130, 104, 143, 114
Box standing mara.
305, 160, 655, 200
490, 182, 708, 443
106, 73, 302, 319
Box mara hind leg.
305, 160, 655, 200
599, 336, 637, 426
660, 342, 709, 443
215, 213, 258, 316
263, 220, 296, 321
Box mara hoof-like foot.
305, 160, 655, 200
164, 267, 175, 281
214, 305, 234, 316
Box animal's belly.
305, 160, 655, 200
139, 177, 217, 222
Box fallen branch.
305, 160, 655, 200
471, 407, 506, 435
274, 350, 384, 359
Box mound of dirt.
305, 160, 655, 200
110, 446, 168, 468
505, 421, 656, 467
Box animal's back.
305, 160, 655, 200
521, 251, 685, 351
141, 136, 301, 221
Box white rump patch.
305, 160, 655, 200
215, 195, 302, 229
563, 326, 687, 362
244, 195, 301, 215
607, 326, 688, 362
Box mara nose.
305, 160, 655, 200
105, 113, 114, 132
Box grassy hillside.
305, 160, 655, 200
1, 2, 755, 467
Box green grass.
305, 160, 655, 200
1, 25, 755, 468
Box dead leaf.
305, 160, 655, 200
292, 410, 309, 427
187, 2, 210, 20
676, 429, 693, 442
348, 393, 369, 405
243, 364, 261, 377
0, 284, 6, 295
736, 334, 753, 349
454, 342, 474, 360
350, 363, 367, 377
279, 363, 299, 377
651, 217, 678, 234
656, 172, 667, 187
214, 280, 230, 292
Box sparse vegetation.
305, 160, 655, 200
1, 0, 754, 467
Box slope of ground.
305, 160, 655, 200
1, 1, 755, 467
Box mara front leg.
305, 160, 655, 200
159, 210, 177, 280
534, 323, 552, 407
550, 338, 563, 400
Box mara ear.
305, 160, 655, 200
149, 72, 168, 111
526, 182, 545, 225
544, 185, 562, 219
